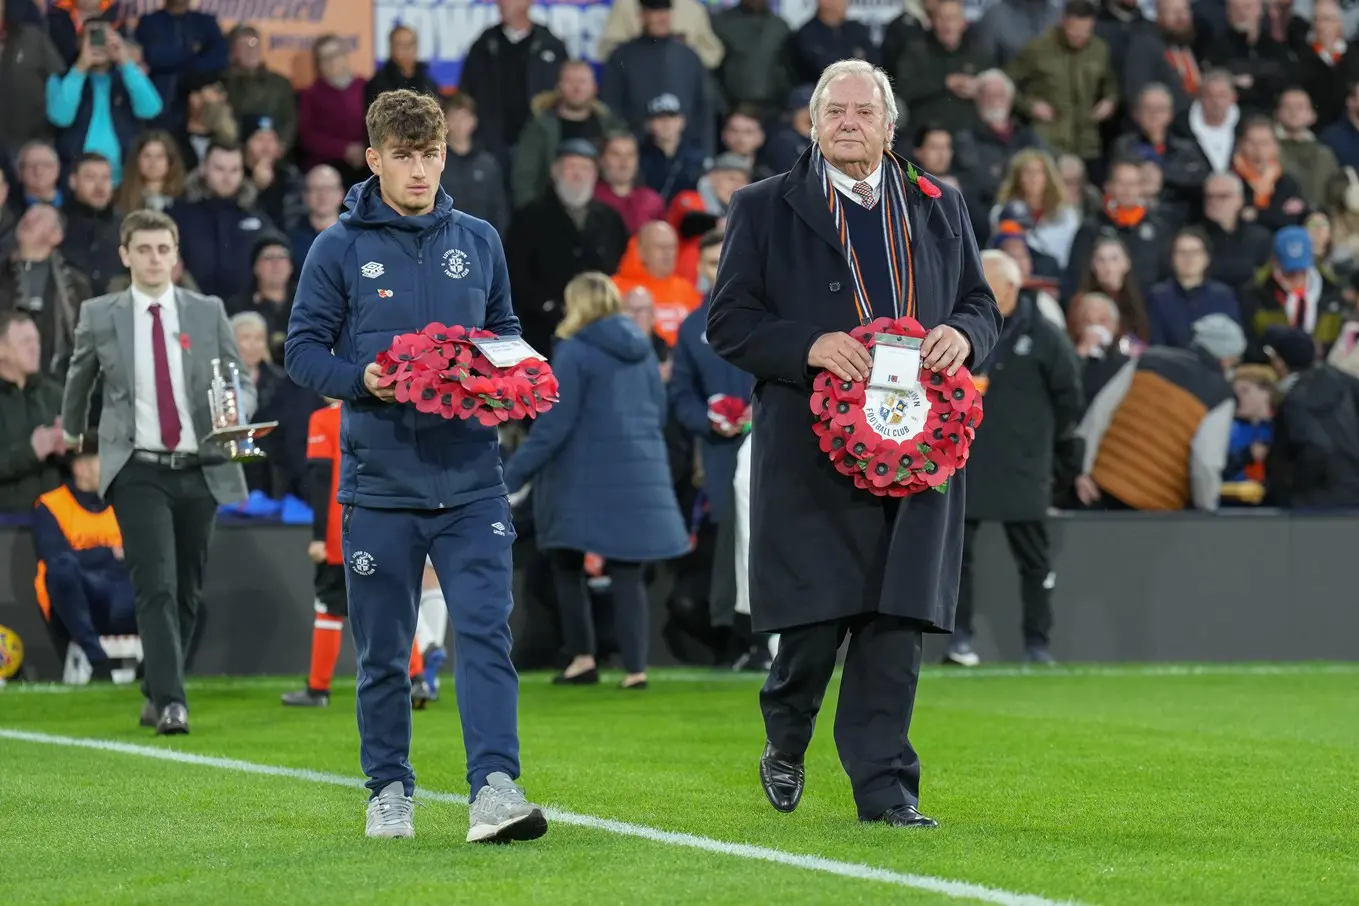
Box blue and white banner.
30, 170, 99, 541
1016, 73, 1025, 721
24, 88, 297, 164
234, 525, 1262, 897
373, 0, 613, 85
372, 0, 1002, 88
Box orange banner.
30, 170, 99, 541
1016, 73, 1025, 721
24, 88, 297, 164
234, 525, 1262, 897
123, 0, 374, 88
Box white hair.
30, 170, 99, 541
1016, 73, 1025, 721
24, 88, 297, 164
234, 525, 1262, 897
1205, 171, 1244, 197
230, 311, 268, 335
974, 69, 1015, 101
981, 249, 1023, 292
1078, 291, 1121, 326
808, 60, 899, 146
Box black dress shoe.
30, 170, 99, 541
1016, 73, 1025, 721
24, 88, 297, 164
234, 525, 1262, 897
552, 667, 599, 685
864, 805, 939, 829
139, 699, 158, 728
759, 743, 805, 813
156, 702, 190, 736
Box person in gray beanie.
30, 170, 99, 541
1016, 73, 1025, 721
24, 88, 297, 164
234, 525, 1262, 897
1074, 314, 1239, 511
1191, 313, 1248, 363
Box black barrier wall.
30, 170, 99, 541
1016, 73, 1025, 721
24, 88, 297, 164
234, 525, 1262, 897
1, 512, 1356, 681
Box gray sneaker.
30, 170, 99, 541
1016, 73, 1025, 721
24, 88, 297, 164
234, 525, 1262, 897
466, 772, 548, 844
365, 780, 415, 839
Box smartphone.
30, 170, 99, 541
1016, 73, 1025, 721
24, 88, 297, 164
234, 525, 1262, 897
88, 23, 107, 48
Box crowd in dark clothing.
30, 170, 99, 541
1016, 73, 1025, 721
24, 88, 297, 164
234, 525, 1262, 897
8, 0, 1359, 681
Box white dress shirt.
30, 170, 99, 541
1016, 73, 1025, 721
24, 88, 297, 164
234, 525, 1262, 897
826, 158, 911, 238
131, 285, 198, 454
827, 159, 883, 207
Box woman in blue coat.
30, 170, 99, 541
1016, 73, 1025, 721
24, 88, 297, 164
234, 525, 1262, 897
503, 271, 690, 689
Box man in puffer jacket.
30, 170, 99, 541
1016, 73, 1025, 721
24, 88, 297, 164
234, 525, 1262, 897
285, 89, 547, 845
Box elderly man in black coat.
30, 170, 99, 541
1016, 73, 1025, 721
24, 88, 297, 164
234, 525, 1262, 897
707, 59, 1002, 829
949, 251, 1084, 669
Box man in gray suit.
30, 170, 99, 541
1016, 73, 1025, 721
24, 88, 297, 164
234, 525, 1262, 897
62, 209, 254, 735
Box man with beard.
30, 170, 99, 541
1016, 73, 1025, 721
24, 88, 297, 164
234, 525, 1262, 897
506, 140, 629, 354
1123, 0, 1199, 114
512, 61, 625, 209
951, 70, 1046, 231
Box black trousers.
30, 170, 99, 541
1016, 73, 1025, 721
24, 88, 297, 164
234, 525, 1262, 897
550, 549, 649, 674
106, 458, 217, 711
957, 520, 1053, 647
760, 613, 925, 819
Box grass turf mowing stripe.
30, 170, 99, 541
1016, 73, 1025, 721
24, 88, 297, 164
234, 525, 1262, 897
0, 727, 1086, 906
4, 662, 1357, 695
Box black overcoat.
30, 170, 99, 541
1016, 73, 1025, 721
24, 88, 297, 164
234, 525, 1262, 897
964, 294, 1085, 523
707, 149, 1002, 634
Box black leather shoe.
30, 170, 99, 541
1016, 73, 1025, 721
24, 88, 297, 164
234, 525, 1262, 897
759, 743, 804, 813
156, 702, 190, 736
864, 805, 939, 829
138, 699, 158, 728
552, 667, 599, 685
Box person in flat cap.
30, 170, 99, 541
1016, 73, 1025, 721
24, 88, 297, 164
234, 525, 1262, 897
664, 153, 751, 280
1263, 324, 1359, 507
637, 93, 709, 200
1239, 225, 1349, 362
1075, 312, 1242, 511
505, 134, 630, 356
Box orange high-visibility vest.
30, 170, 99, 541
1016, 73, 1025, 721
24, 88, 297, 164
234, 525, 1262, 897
33, 485, 123, 619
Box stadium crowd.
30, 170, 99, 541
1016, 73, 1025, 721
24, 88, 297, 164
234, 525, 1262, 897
6, 0, 1359, 681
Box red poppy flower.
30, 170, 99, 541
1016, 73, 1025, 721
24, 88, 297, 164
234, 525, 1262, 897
865, 449, 901, 489
916, 176, 942, 199
885, 483, 911, 498
944, 378, 978, 413
810, 390, 832, 420
892, 316, 928, 338
178, 333, 192, 351
919, 457, 950, 488
828, 378, 865, 405
830, 398, 865, 429
843, 427, 877, 462
467, 327, 497, 341
461, 375, 498, 398
397, 370, 438, 406
819, 430, 849, 461
435, 380, 467, 419
475, 404, 510, 427
851, 471, 872, 492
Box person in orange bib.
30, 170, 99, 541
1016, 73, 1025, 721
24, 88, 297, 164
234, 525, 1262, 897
281, 400, 432, 707
32, 442, 136, 682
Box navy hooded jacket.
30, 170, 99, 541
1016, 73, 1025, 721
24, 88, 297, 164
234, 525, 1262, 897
502, 314, 689, 563
284, 178, 520, 510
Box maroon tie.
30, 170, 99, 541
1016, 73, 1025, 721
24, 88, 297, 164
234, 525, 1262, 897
148, 303, 182, 451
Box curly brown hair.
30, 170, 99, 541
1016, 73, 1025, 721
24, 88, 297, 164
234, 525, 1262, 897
366, 88, 446, 151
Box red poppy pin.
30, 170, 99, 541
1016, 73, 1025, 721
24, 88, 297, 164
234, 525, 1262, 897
905, 162, 942, 200
178, 333, 191, 351
378, 289, 393, 298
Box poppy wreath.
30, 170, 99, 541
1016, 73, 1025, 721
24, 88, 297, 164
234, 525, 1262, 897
809, 316, 983, 498
374, 323, 559, 428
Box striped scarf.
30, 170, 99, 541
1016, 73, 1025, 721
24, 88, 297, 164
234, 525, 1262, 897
813, 147, 917, 325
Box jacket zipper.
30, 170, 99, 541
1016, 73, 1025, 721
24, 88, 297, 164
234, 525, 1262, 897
412, 234, 444, 506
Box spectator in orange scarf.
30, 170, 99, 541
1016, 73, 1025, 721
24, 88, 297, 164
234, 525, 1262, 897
613, 220, 701, 346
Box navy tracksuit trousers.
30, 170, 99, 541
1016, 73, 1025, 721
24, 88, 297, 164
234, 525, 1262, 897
341, 494, 520, 799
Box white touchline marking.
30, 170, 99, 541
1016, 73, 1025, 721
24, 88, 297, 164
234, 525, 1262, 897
3, 662, 1355, 694
0, 728, 1087, 906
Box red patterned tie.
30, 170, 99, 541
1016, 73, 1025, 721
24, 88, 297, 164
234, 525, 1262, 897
148, 303, 182, 451
852, 181, 875, 208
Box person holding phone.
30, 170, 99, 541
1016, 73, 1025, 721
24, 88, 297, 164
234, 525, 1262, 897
47, 23, 163, 185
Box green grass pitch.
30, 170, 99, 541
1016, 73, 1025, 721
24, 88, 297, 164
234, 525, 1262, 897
1, 664, 1356, 906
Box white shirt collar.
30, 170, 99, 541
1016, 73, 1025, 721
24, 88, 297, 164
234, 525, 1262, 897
131, 284, 176, 313
826, 160, 883, 204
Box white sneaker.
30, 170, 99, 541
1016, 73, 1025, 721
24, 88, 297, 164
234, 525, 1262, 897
467, 772, 548, 843
365, 780, 415, 839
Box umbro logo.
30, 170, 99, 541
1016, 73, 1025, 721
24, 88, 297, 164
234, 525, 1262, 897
491, 522, 506, 536
361, 262, 385, 279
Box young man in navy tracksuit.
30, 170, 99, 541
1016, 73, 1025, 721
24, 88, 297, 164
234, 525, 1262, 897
284, 89, 547, 844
